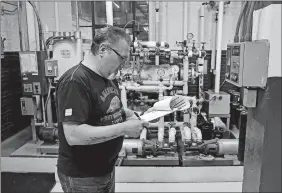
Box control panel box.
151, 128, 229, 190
45, 59, 58, 77
19, 51, 48, 96
20, 97, 34, 115
203, 90, 230, 115
225, 41, 270, 88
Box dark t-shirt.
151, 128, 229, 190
55, 63, 126, 177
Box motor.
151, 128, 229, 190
37, 126, 58, 142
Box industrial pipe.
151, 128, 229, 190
133, 41, 168, 48
148, 122, 185, 128
214, 1, 224, 93
54, 2, 60, 32
210, 12, 217, 71
106, 1, 113, 25
120, 85, 127, 109
142, 80, 184, 86
199, 4, 205, 45
155, 1, 160, 42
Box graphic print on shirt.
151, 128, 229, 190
99, 86, 124, 125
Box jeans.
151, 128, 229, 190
57, 169, 115, 193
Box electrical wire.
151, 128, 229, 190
123, 20, 141, 30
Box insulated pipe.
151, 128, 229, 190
54, 2, 60, 32
199, 4, 205, 45
214, 1, 224, 93
75, 1, 79, 31
120, 85, 127, 109
133, 41, 168, 48
168, 127, 176, 143
183, 56, 189, 95
155, 1, 160, 42
148, 122, 184, 128
210, 12, 217, 71
183, 54, 190, 124
142, 80, 184, 86
140, 128, 147, 140
106, 1, 113, 25
158, 81, 165, 143
75, 31, 83, 61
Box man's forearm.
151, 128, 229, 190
67, 122, 128, 146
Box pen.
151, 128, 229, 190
134, 112, 149, 133
134, 112, 141, 120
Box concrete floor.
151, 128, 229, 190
51, 182, 243, 192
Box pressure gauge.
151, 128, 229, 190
187, 33, 194, 40
157, 69, 165, 77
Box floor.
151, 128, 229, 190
51, 182, 243, 192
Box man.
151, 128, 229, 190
55, 26, 148, 192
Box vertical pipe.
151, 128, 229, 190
158, 86, 164, 143
54, 2, 60, 32
26, 2, 38, 51
41, 96, 47, 127
183, 55, 190, 123
91, 1, 95, 41
18, 1, 23, 51
155, 1, 160, 42
210, 12, 217, 71
120, 86, 127, 109
200, 5, 205, 44
148, 1, 155, 41
106, 1, 113, 25
132, 2, 136, 42
214, 2, 224, 93
183, 56, 189, 95
75, 31, 83, 61
76, 1, 79, 31
46, 80, 53, 127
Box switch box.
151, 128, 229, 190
242, 88, 257, 108
45, 59, 58, 77
20, 97, 34, 115
19, 51, 48, 96
225, 41, 270, 88
203, 90, 231, 115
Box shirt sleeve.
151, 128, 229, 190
56, 80, 91, 123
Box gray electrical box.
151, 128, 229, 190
203, 90, 231, 115
20, 97, 34, 116
225, 41, 270, 88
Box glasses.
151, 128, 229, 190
107, 46, 128, 64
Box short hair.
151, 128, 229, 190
90, 26, 131, 55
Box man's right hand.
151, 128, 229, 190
123, 120, 149, 138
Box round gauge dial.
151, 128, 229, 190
157, 69, 165, 77
187, 33, 194, 40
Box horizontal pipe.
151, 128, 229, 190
148, 122, 185, 128
134, 41, 168, 48
142, 80, 184, 86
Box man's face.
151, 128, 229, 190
100, 39, 130, 79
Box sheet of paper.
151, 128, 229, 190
140, 95, 191, 122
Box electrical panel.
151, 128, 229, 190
225, 41, 270, 88
20, 97, 34, 115
19, 51, 48, 96
44, 59, 58, 77
203, 90, 230, 115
